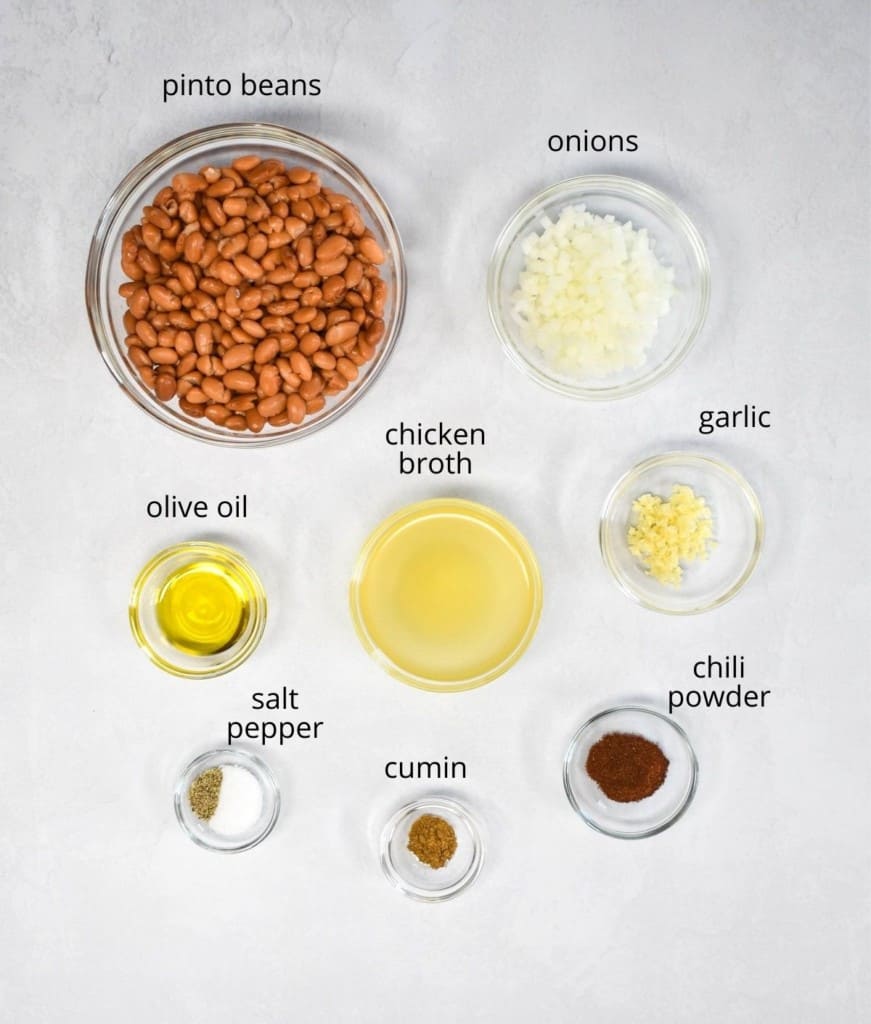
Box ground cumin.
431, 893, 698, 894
585, 732, 669, 802
407, 814, 457, 869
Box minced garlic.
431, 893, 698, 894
627, 485, 714, 586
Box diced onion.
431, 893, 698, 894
511, 205, 675, 377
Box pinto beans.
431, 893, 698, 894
118, 154, 390, 432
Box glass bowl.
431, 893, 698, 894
175, 748, 280, 853
380, 797, 484, 901
86, 122, 406, 446
563, 706, 698, 839
488, 175, 709, 400
349, 499, 543, 692
600, 452, 763, 614
130, 541, 267, 677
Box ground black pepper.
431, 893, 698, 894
189, 767, 223, 820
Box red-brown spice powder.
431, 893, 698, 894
585, 731, 669, 803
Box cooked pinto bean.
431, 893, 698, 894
119, 154, 390, 432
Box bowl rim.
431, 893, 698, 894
129, 540, 267, 678
349, 497, 543, 692
86, 121, 406, 447
174, 747, 281, 853
487, 173, 710, 401
563, 705, 699, 840
599, 450, 765, 615
379, 796, 485, 901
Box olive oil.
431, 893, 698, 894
155, 558, 251, 656
353, 500, 542, 689
131, 542, 266, 678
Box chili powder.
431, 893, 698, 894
585, 731, 669, 802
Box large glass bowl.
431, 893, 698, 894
86, 123, 406, 446
349, 499, 543, 692
488, 175, 709, 400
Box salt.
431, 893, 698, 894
208, 765, 263, 836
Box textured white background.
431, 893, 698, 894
2, 1, 869, 1021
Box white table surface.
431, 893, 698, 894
3, 1, 869, 1021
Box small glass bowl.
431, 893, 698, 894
129, 541, 267, 678
86, 122, 406, 446
488, 175, 709, 400
175, 748, 280, 853
380, 798, 484, 902
600, 451, 764, 614
564, 706, 698, 839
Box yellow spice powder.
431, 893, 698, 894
627, 484, 714, 586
